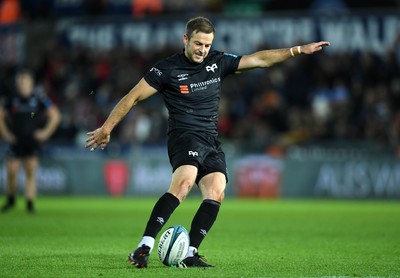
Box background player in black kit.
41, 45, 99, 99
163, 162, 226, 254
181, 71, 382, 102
86, 16, 330, 268
0, 69, 60, 213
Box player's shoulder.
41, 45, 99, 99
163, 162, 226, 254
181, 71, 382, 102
32, 87, 47, 99
155, 53, 182, 68
206, 50, 240, 62
149, 53, 181, 77
207, 50, 224, 60
32, 87, 53, 106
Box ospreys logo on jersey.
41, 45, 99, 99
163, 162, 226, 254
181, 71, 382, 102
206, 63, 218, 73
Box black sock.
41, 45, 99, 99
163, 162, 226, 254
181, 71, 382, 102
2, 195, 15, 211
143, 192, 180, 238
7, 195, 15, 206
189, 199, 221, 249
27, 199, 34, 212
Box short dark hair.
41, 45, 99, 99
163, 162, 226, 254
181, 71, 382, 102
185, 16, 215, 39
16, 68, 34, 78
15, 68, 35, 84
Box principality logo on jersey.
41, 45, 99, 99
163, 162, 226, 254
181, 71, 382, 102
150, 67, 163, 76
206, 63, 218, 73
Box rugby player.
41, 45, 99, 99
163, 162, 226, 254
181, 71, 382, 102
86, 16, 329, 268
0, 69, 60, 213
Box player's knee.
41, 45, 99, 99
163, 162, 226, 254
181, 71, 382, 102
7, 165, 19, 178
169, 178, 195, 202
218, 191, 225, 203
215, 190, 225, 203
204, 187, 225, 203
7, 171, 18, 181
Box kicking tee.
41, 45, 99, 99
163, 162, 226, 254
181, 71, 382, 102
144, 50, 241, 136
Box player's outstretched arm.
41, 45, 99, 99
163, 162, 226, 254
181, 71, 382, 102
85, 78, 157, 152
237, 41, 330, 72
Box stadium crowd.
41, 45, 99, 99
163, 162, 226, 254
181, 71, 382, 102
1, 0, 400, 155
2, 36, 395, 155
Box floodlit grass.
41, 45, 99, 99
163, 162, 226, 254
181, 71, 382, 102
0, 197, 399, 277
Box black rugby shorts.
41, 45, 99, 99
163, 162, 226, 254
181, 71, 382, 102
167, 130, 228, 184
7, 141, 41, 158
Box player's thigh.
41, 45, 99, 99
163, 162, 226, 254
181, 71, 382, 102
168, 165, 198, 201
198, 172, 226, 202
6, 158, 21, 177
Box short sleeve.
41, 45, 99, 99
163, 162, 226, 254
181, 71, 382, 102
219, 52, 242, 78
36, 90, 53, 110
143, 62, 169, 92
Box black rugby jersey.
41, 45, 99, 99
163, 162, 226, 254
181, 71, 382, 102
144, 50, 241, 136
3, 90, 53, 143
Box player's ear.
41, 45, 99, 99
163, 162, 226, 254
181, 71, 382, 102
183, 34, 189, 45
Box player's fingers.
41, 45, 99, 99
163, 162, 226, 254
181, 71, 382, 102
99, 135, 110, 147
317, 41, 330, 48
90, 143, 98, 152
85, 137, 93, 144
86, 134, 104, 143
85, 139, 96, 148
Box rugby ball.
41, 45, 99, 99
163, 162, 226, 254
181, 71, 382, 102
158, 225, 190, 266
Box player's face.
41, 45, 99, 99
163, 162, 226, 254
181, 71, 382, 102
183, 31, 214, 64
16, 73, 34, 98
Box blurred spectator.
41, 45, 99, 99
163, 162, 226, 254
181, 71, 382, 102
18, 40, 397, 154
131, 0, 163, 16
0, 0, 21, 24
310, 0, 349, 14
84, 0, 107, 16
19, 0, 51, 20
2, 4, 400, 154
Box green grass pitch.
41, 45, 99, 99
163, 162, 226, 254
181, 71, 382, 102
0, 197, 399, 277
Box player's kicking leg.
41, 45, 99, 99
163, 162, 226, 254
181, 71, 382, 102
127, 192, 180, 268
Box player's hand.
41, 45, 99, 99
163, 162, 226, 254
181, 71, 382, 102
3, 132, 16, 144
34, 129, 50, 142
85, 127, 110, 152
300, 41, 330, 54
